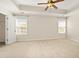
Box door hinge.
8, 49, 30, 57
7, 28, 8, 30
7, 17, 8, 20
7, 39, 8, 42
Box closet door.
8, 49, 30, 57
5, 15, 16, 44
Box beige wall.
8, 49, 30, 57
67, 8, 79, 43
0, 13, 5, 42
17, 15, 66, 41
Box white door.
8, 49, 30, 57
5, 16, 16, 44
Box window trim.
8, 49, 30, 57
57, 18, 67, 34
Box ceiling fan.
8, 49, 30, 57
37, 0, 64, 11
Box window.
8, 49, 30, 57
58, 20, 66, 33
16, 16, 27, 35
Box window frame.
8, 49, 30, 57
57, 18, 67, 34
16, 16, 28, 35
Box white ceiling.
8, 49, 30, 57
0, 0, 79, 16
0, 0, 20, 14
14, 0, 79, 10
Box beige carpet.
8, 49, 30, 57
0, 39, 79, 58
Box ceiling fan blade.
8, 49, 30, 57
45, 6, 49, 11
52, 5, 58, 9
38, 3, 48, 5
53, 0, 64, 3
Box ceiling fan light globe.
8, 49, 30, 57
48, 3, 52, 7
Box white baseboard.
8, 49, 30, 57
68, 37, 79, 43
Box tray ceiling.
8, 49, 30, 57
14, 0, 79, 10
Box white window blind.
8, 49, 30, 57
16, 16, 27, 35
58, 19, 66, 33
